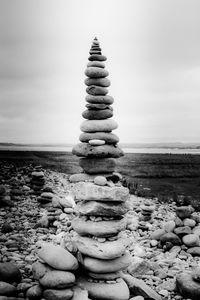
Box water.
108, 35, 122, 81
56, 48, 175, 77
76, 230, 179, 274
1, 145, 200, 154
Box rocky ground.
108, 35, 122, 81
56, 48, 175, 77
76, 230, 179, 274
0, 162, 199, 300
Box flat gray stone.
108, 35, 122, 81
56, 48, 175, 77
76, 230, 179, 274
85, 77, 110, 87
82, 109, 113, 120
87, 61, 105, 68
85, 67, 109, 78
72, 143, 123, 158
79, 132, 119, 144
81, 119, 118, 133
79, 158, 116, 174
39, 270, 75, 289
86, 85, 108, 96
86, 94, 114, 104
88, 54, 107, 61
0, 281, 17, 296
43, 288, 73, 300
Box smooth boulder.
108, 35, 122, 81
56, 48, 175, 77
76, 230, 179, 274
85, 67, 109, 78
39, 270, 75, 288
43, 288, 73, 300
81, 119, 118, 133
87, 61, 105, 68
79, 158, 116, 174
86, 86, 108, 96
72, 143, 123, 158
176, 272, 200, 300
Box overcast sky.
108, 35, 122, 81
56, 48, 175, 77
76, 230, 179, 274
0, 0, 200, 144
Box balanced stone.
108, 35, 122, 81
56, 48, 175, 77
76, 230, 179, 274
73, 182, 129, 201
176, 206, 195, 219
174, 226, 192, 237
86, 95, 114, 104
77, 277, 129, 300
82, 109, 113, 120
86, 103, 111, 110
79, 158, 116, 173
37, 243, 78, 270
94, 175, 107, 185
32, 261, 52, 280
81, 119, 118, 132
87, 61, 105, 68
86, 85, 108, 95
82, 251, 132, 273
43, 288, 73, 300
0, 262, 22, 283
39, 270, 75, 288
88, 54, 107, 61
77, 200, 129, 216
72, 217, 127, 237
85, 67, 109, 78
85, 77, 110, 87
88, 271, 121, 280
72, 143, 123, 158
80, 132, 118, 144
74, 234, 131, 259
88, 139, 106, 146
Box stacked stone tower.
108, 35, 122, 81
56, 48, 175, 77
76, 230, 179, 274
71, 38, 131, 300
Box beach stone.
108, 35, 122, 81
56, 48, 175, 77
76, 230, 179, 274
88, 54, 107, 61
88, 139, 105, 146
174, 226, 192, 237
85, 67, 109, 78
81, 119, 118, 133
43, 288, 73, 300
86, 94, 114, 104
187, 247, 200, 256
32, 262, 52, 280
183, 218, 196, 227
26, 284, 42, 299
0, 263, 22, 283
160, 233, 181, 246
79, 158, 116, 174
193, 226, 200, 236
72, 217, 127, 237
82, 109, 113, 120
37, 243, 78, 271
82, 251, 131, 273
176, 272, 200, 300
164, 220, 176, 232
71, 286, 89, 300
74, 234, 131, 259
85, 77, 110, 87
88, 272, 120, 280
87, 61, 105, 68
73, 182, 129, 201
86, 85, 108, 96
1, 223, 14, 233
77, 276, 129, 300
94, 176, 107, 186
121, 273, 162, 300
192, 267, 200, 282
175, 217, 184, 227
79, 132, 119, 144
150, 229, 166, 240
130, 297, 144, 300
0, 282, 17, 296
182, 234, 200, 247
69, 173, 97, 183
176, 206, 195, 219
77, 200, 129, 217
39, 270, 75, 289
73, 143, 123, 158
86, 103, 111, 110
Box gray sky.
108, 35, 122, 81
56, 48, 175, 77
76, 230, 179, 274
0, 0, 200, 144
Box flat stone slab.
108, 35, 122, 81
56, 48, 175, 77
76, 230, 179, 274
76, 200, 130, 216
77, 276, 130, 300
79, 158, 116, 174
79, 132, 119, 144
74, 234, 131, 260
81, 119, 118, 133
72, 143, 123, 158
82, 250, 132, 273
72, 217, 127, 237
73, 182, 129, 201
86, 94, 114, 104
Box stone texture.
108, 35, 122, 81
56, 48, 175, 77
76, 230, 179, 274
0, 262, 21, 283
88, 271, 121, 280
74, 234, 131, 259
88, 139, 106, 146
160, 232, 181, 246
88, 54, 107, 61
82, 109, 113, 120
176, 206, 195, 219
80, 158, 116, 174
82, 251, 132, 273
72, 217, 127, 237
182, 234, 200, 247
76, 200, 130, 216
43, 288, 73, 300
86, 86, 108, 96
86, 103, 111, 110
73, 182, 129, 201
77, 277, 129, 300
37, 243, 78, 271
71, 286, 90, 300
26, 284, 43, 299
174, 226, 192, 237
94, 176, 107, 185
187, 247, 200, 256
0, 282, 17, 296
192, 267, 200, 282
73, 143, 123, 158
32, 261, 52, 280
85, 77, 110, 87
150, 229, 166, 240
87, 61, 105, 68
39, 270, 75, 288
176, 272, 200, 300
85, 67, 109, 78
86, 94, 114, 104
81, 119, 118, 133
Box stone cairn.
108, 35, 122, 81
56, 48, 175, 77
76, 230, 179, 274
139, 200, 155, 223
151, 205, 200, 254
71, 38, 132, 300
31, 166, 45, 195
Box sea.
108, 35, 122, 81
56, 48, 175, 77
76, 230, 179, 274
1, 145, 200, 154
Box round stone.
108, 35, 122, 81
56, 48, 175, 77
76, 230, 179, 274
94, 176, 107, 186
174, 226, 192, 238
160, 232, 181, 246
88, 54, 107, 61
87, 61, 105, 68
73, 143, 123, 158
86, 85, 108, 96
85, 67, 109, 78
26, 285, 43, 299
183, 218, 196, 227
89, 139, 106, 146
43, 288, 73, 300
88, 271, 121, 280
39, 270, 75, 289
86, 95, 114, 104
0, 262, 22, 283
86, 103, 112, 110
0, 281, 17, 296
187, 247, 200, 256
182, 234, 200, 247
82, 109, 113, 120
177, 272, 200, 300
85, 77, 110, 87
176, 206, 195, 219
79, 132, 119, 144
150, 228, 166, 240
164, 220, 176, 233
81, 119, 118, 133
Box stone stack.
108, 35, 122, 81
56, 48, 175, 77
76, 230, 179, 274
31, 166, 45, 195
71, 38, 131, 300
139, 200, 155, 223
32, 242, 79, 300
37, 191, 54, 208
0, 185, 11, 207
